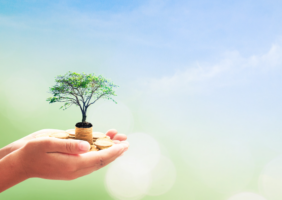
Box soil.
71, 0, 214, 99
75, 122, 93, 128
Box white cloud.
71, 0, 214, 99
248, 44, 282, 68
146, 43, 282, 94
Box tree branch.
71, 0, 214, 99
86, 85, 100, 106
87, 93, 106, 107
62, 81, 84, 112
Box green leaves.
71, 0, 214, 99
47, 71, 118, 119
60, 102, 71, 110
46, 97, 59, 103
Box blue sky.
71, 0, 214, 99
1, 0, 282, 84
1, 0, 282, 132
2, 0, 282, 62
1, 0, 282, 108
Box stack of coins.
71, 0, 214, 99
35, 130, 114, 151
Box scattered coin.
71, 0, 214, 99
94, 138, 114, 150
90, 145, 99, 151
68, 134, 76, 137
67, 135, 76, 139
39, 130, 114, 151
50, 131, 69, 139
65, 129, 75, 136
92, 132, 107, 139
98, 146, 113, 150
103, 136, 112, 141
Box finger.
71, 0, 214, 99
120, 141, 129, 151
106, 129, 118, 139
40, 138, 90, 154
76, 143, 126, 169
112, 134, 127, 141
22, 129, 63, 141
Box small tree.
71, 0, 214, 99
47, 71, 118, 123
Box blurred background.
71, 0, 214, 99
1, 0, 282, 200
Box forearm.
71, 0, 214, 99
0, 151, 28, 193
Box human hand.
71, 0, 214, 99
0, 133, 129, 192
17, 137, 128, 179
0, 129, 127, 159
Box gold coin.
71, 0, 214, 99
67, 135, 76, 139
65, 129, 75, 136
92, 132, 106, 139
94, 138, 114, 147
93, 136, 110, 142
50, 131, 69, 139
105, 136, 112, 141
98, 146, 111, 150
90, 145, 99, 151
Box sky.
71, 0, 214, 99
1, 1, 282, 200
1, 0, 282, 89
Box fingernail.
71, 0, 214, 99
79, 141, 90, 151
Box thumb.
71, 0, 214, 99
41, 138, 90, 154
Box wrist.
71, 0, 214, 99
0, 141, 25, 160
0, 143, 13, 160
9, 150, 29, 179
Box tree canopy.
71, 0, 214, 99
47, 71, 118, 122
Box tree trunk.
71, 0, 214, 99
82, 114, 86, 122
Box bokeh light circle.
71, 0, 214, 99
105, 132, 160, 200
125, 132, 161, 173
105, 133, 176, 199
105, 160, 151, 200
146, 155, 176, 196
227, 192, 266, 200
259, 155, 282, 200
